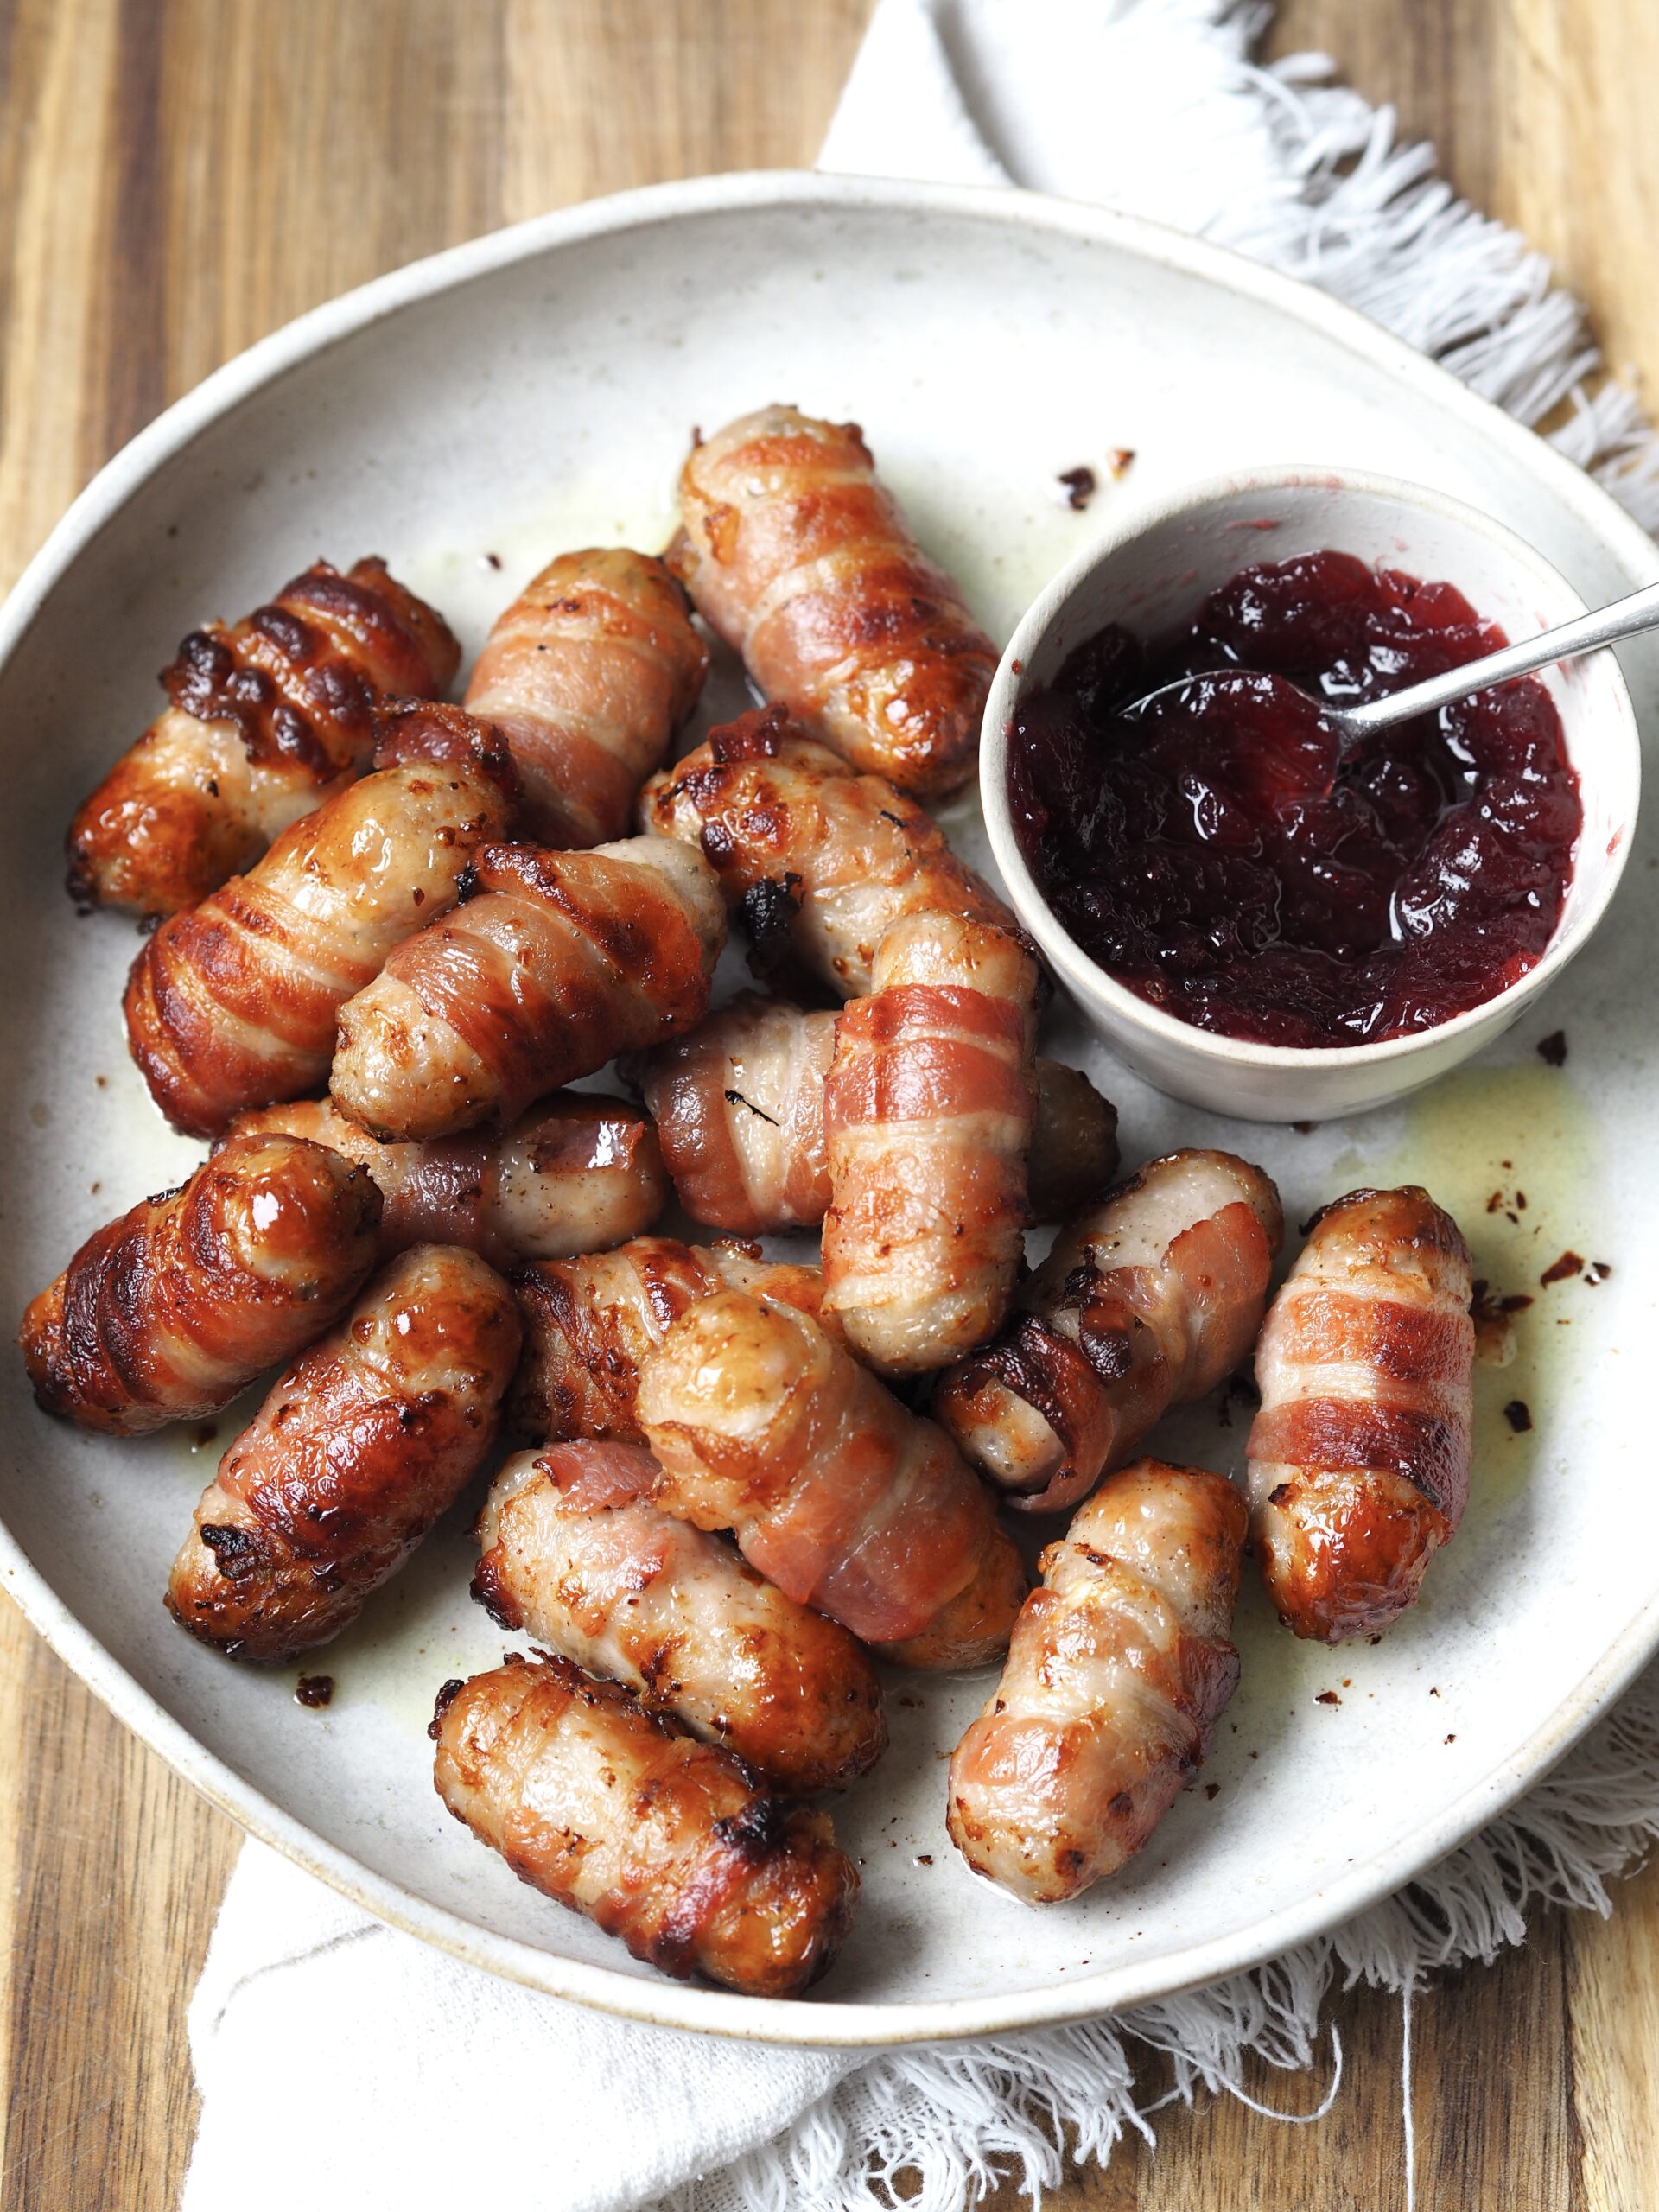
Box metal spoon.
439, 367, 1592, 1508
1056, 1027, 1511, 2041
1124, 575, 1659, 746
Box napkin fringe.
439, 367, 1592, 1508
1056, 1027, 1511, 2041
670, 1669, 1659, 2212
820, 0, 1659, 531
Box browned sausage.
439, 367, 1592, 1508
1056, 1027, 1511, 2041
67, 558, 460, 916
230, 1092, 666, 1266
431, 1653, 859, 1997
18, 1133, 380, 1435
329, 837, 725, 1141
639, 706, 1017, 998
947, 1459, 1246, 1903
510, 1235, 835, 1445
637, 1288, 1027, 1669
672, 405, 995, 799
1249, 1186, 1474, 1643
124, 702, 516, 1138
463, 548, 708, 845
167, 1243, 519, 1660
475, 1443, 886, 1790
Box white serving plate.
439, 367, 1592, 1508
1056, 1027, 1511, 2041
1, 172, 1655, 2048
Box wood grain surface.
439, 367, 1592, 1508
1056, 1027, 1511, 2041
2, 3, 1656, 2206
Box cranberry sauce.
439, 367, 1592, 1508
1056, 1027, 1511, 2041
1008, 551, 1581, 1048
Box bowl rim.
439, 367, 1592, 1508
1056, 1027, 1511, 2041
5, 170, 1659, 2048
980, 461, 1643, 1074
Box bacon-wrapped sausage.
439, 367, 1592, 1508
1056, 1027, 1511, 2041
230, 1092, 665, 1266
432, 1654, 858, 1997
475, 1444, 886, 1790
638, 1288, 1027, 1669
462, 548, 708, 847
823, 914, 1038, 1376
124, 704, 516, 1139
1249, 1185, 1474, 1644
947, 1459, 1246, 1904
636, 995, 1118, 1237
510, 1235, 833, 1445
18, 1133, 380, 1435
67, 558, 460, 917
934, 1150, 1282, 1516
639, 707, 1016, 998
330, 836, 724, 1142
167, 1243, 519, 1660
671, 405, 995, 800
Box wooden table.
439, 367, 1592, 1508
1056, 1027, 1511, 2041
3, 3, 1656, 2203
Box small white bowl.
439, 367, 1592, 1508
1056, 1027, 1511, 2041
981, 464, 1643, 1122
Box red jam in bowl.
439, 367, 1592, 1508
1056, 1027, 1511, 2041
1007, 551, 1582, 1048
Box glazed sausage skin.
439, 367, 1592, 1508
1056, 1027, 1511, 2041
432, 1654, 858, 1997
18, 1133, 380, 1436
475, 1444, 887, 1791
637, 995, 1118, 1237
671, 405, 996, 800
935, 1150, 1283, 1515
463, 548, 709, 846
330, 836, 725, 1142
823, 914, 1039, 1376
124, 704, 517, 1139
1249, 1186, 1474, 1644
167, 1243, 519, 1661
947, 1459, 1246, 1904
637, 1288, 1027, 1670
510, 1235, 834, 1445
231, 1092, 665, 1267
67, 558, 461, 917
639, 706, 1017, 998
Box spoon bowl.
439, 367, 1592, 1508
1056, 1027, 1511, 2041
981, 464, 1643, 1122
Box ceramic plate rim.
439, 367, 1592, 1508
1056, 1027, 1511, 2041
3, 168, 1656, 2047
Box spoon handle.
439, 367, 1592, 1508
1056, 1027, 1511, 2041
1339, 576, 1659, 737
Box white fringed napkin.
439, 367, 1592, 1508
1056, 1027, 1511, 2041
182, 8, 1659, 2210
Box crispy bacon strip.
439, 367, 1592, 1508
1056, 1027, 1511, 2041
637, 995, 1117, 1236
231, 1091, 665, 1267
823, 914, 1038, 1376
947, 1459, 1246, 1903
432, 1653, 859, 1997
463, 548, 708, 846
639, 706, 1016, 997
637, 1288, 1027, 1669
329, 836, 725, 1141
934, 1149, 1283, 1514
671, 405, 995, 799
18, 1133, 381, 1435
67, 558, 460, 916
475, 1444, 887, 1791
167, 1243, 519, 1661
124, 704, 516, 1138
1249, 1185, 1474, 1643
510, 1234, 834, 1445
